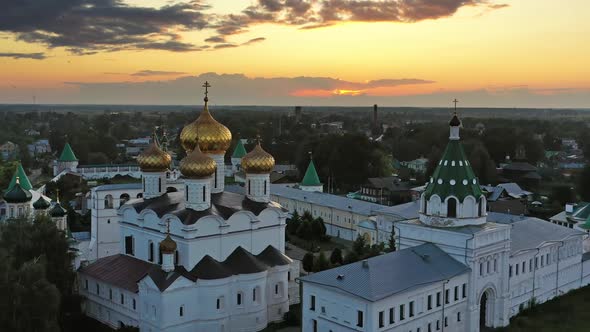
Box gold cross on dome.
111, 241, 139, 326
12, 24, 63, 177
202, 81, 211, 98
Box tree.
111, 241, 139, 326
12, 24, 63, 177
302, 253, 314, 273
330, 248, 343, 265
577, 165, 590, 202
313, 251, 330, 272
551, 185, 575, 207
343, 251, 359, 264
352, 234, 368, 257
469, 144, 498, 185
310, 217, 327, 242
296, 220, 313, 241
387, 230, 396, 252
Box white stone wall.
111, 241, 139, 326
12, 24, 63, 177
302, 273, 469, 332
209, 154, 225, 194
246, 173, 270, 203
185, 178, 212, 211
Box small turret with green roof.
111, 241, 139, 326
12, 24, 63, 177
419, 109, 487, 227
300, 152, 323, 192
58, 142, 78, 162
232, 139, 247, 159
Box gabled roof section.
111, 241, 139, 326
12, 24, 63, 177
423, 140, 483, 201
232, 140, 247, 158
58, 143, 78, 162
7, 163, 32, 191
224, 246, 268, 274
79, 254, 155, 293
190, 255, 232, 280
256, 245, 292, 267
301, 243, 469, 302
301, 159, 321, 187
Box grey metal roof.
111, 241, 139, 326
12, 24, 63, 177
269, 184, 385, 216
93, 183, 142, 192
374, 201, 420, 220
509, 217, 584, 254
400, 218, 505, 235
300, 243, 469, 302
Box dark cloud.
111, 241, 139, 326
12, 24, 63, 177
0, 52, 47, 59
0, 0, 508, 55
242, 37, 266, 45
1, 0, 209, 53
131, 70, 188, 77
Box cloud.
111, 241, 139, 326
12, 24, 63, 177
0, 52, 46, 60
242, 37, 266, 45
131, 70, 188, 77
0, 0, 508, 55
1, 0, 209, 53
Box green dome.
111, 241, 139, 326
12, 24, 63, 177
33, 196, 51, 210
423, 116, 484, 202
50, 202, 67, 217
4, 182, 32, 203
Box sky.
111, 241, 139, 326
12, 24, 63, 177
0, 0, 589, 108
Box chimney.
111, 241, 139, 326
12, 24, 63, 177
565, 203, 575, 213
362, 259, 369, 268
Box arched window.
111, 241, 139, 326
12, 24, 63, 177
447, 198, 457, 218
478, 197, 483, 217
119, 193, 130, 205
104, 195, 113, 209
148, 241, 154, 262
237, 292, 243, 305
136, 193, 143, 199
166, 186, 177, 193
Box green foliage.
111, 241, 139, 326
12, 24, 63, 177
352, 234, 368, 257
330, 248, 343, 265
0, 215, 76, 331
313, 251, 330, 272
302, 253, 314, 272
387, 230, 396, 252
550, 184, 575, 206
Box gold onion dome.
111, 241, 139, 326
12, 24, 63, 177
137, 132, 171, 172
180, 142, 217, 179
242, 138, 275, 174
180, 82, 232, 154
159, 234, 177, 254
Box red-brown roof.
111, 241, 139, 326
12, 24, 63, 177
80, 254, 155, 293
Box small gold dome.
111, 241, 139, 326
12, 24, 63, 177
137, 135, 171, 172
180, 100, 232, 154
180, 143, 217, 179
159, 234, 177, 254
242, 140, 275, 174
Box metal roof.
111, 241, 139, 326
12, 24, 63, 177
301, 243, 469, 302
374, 201, 420, 220
508, 217, 584, 254
269, 184, 384, 216
92, 183, 143, 192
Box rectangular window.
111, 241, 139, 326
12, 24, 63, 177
445, 317, 448, 327
400, 304, 405, 321
436, 320, 440, 331
275, 284, 279, 295
202, 186, 206, 202
427, 295, 432, 310
379, 311, 384, 328
479, 263, 483, 275
509, 265, 512, 277
158, 178, 162, 192
179, 306, 183, 317
216, 298, 221, 310
248, 180, 251, 195
409, 301, 415, 317
133, 299, 136, 310
109, 289, 112, 300
85, 279, 88, 290
253, 288, 257, 302
120, 293, 124, 305
529, 259, 533, 271
428, 323, 432, 332
389, 307, 395, 324
454, 286, 459, 301
264, 180, 267, 195
486, 260, 490, 273
516, 263, 519, 275
535, 257, 539, 269
445, 289, 450, 304
522, 261, 525, 273
357, 310, 364, 327
237, 293, 242, 305
457, 312, 461, 322
436, 292, 441, 307
462, 283, 467, 298
546, 253, 550, 264
125, 236, 134, 255
312, 319, 318, 332
310, 295, 316, 311
96, 283, 100, 295
541, 255, 545, 267
494, 259, 498, 272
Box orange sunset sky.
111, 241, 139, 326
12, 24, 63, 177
0, 0, 589, 107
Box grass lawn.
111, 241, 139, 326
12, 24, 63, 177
495, 286, 590, 331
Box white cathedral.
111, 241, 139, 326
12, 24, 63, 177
78, 85, 296, 331
301, 114, 590, 332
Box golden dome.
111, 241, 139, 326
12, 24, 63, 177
242, 140, 275, 174
180, 143, 217, 179
159, 234, 177, 254
137, 135, 171, 172
180, 98, 232, 154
